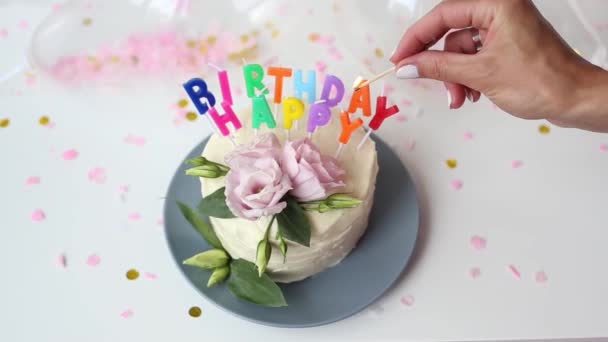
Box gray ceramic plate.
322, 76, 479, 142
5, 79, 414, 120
164, 134, 419, 328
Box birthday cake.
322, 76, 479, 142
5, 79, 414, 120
179, 65, 399, 306
199, 108, 378, 283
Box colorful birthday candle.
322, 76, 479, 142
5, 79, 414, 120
347, 80, 371, 116
307, 102, 331, 135
357, 96, 400, 150
282, 97, 304, 129
335, 110, 363, 159
320, 74, 345, 108
217, 69, 233, 106
252, 96, 276, 129
293, 69, 316, 104
243, 64, 269, 98
267, 66, 292, 104
183, 78, 216, 114
208, 102, 242, 136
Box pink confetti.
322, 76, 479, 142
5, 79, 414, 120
86, 254, 101, 266
511, 160, 523, 169
383, 84, 395, 96
450, 179, 463, 191
507, 264, 521, 279
535, 270, 548, 283
470, 235, 486, 250
314, 60, 327, 73
124, 134, 146, 146
118, 185, 129, 193
31, 209, 46, 222
56, 253, 67, 268
17, 20, 29, 30
25, 176, 40, 185
25, 75, 36, 87
395, 114, 408, 122
0, 28, 7, 38
400, 295, 415, 306
599, 144, 608, 152
120, 308, 134, 319
400, 99, 412, 107
128, 212, 141, 221
469, 267, 481, 279
144, 272, 158, 279
463, 131, 474, 140
405, 138, 416, 151
156, 217, 164, 225
88, 167, 107, 184
51, 2, 63, 11
61, 149, 79, 160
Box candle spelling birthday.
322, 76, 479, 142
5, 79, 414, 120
182, 64, 400, 157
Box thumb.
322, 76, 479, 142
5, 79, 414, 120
395, 50, 478, 86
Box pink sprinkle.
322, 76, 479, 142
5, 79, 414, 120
17, 20, 29, 30
61, 149, 79, 160
124, 134, 146, 146
383, 84, 395, 96
86, 254, 101, 266
395, 114, 408, 122
144, 272, 158, 279
314, 60, 327, 73
535, 270, 548, 283
118, 185, 130, 193
120, 308, 134, 319
507, 264, 521, 279
56, 253, 67, 268
469, 267, 481, 279
156, 217, 164, 225
31, 209, 46, 222
128, 212, 141, 221
463, 131, 474, 140
599, 144, 608, 152
405, 138, 416, 151
450, 179, 463, 191
511, 160, 523, 169
51, 2, 63, 11
88, 167, 107, 184
400, 295, 415, 306
25, 176, 40, 185
25, 75, 36, 87
0, 28, 7, 38
400, 99, 412, 107
470, 235, 486, 250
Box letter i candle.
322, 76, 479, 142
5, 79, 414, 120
182, 64, 400, 158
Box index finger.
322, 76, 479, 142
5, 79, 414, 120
390, 0, 490, 63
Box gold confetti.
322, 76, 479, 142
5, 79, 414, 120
446, 159, 458, 169
308, 33, 320, 42
39, 116, 50, 126
177, 99, 189, 108
109, 55, 121, 64
264, 21, 275, 29
126, 269, 139, 280
271, 29, 280, 38
188, 306, 202, 317
538, 124, 551, 135
82, 17, 92, 26
186, 39, 197, 49
199, 44, 208, 55
207, 35, 217, 45
0, 118, 9, 128
240, 34, 249, 43
374, 48, 384, 58
250, 29, 260, 37
186, 112, 198, 121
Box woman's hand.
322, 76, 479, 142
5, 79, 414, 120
390, 0, 608, 132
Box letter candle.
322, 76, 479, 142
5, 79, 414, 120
357, 82, 400, 150
267, 66, 292, 121
335, 108, 363, 159
182, 77, 221, 136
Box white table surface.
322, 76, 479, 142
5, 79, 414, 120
1, 1, 608, 341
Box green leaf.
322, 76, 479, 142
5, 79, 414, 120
177, 201, 223, 249
198, 187, 236, 219
277, 196, 311, 247
207, 265, 230, 287
227, 259, 287, 307
183, 249, 229, 269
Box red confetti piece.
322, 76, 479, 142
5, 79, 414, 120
31, 209, 46, 222
535, 270, 548, 283
450, 179, 463, 191
88, 167, 107, 184
511, 160, 523, 169
507, 264, 521, 279
61, 149, 79, 160
470, 235, 486, 250
400, 295, 415, 306
25, 176, 40, 185
120, 308, 134, 319
469, 267, 481, 279
86, 254, 101, 266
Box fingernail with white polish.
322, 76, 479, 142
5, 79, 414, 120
447, 91, 453, 108
396, 65, 419, 79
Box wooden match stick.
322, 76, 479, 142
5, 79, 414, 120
354, 66, 395, 90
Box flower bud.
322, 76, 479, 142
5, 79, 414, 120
186, 156, 208, 166
256, 239, 271, 277
207, 265, 230, 287
183, 249, 229, 269
186, 164, 222, 178
327, 193, 362, 209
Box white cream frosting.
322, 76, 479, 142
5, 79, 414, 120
200, 107, 378, 283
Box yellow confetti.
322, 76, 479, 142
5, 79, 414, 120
186, 112, 198, 121
308, 33, 320, 42
177, 99, 189, 108
240, 34, 249, 44
0, 118, 9, 128
109, 55, 121, 64
271, 29, 280, 38
188, 306, 202, 317
207, 35, 217, 45
538, 124, 551, 135
82, 17, 92, 26
264, 21, 275, 29
446, 159, 458, 169
250, 29, 260, 37
186, 39, 197, 49
374, 48, 384, 58
126, 269, 139, 280
199, 44, 208, 55
39, 116, 50, 126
